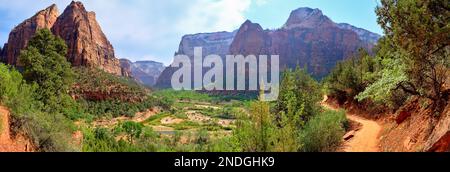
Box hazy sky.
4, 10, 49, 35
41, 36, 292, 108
0, 0, 383, 65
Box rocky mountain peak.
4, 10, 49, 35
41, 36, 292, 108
283, 7, 335, 29
2, 4, 59, 65
229, 20, 268, 56
52, 1, 122, 75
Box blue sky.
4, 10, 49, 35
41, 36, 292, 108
0, 0, 382, 65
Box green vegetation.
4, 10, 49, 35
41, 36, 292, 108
4, 0, 446, 153
19, 29, 75, 113
324, 48, 378, 104
299, 110, 347, 152
0, 29, 75, 152
72, 67, 147, 101
360, 0, 449, 113
228, 68, 347, 152
324, 0, 449, 116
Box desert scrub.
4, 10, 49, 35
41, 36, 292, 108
299, 110, 347, 152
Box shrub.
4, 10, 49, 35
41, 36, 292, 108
299, 110, 347, 152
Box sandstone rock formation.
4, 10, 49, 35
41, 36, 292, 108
156, 7, 380, 88
2, 4, 59, 66
132, 61, 165, 87
156, 31, 236, 88
1, 1, 123, 76
230, 8, 369, 78
52, 1, 122, 75
337, 23, 381, 45
120, 59, 165, 87
119, 59, 132, 77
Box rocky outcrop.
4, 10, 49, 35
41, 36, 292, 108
337, 23, 381, 45
230, 8, 368, 78
2, 4, 59, 66
156, 31, 236, 88
119, 59, 132, 77
132, 61, 165, 87
120, 59, 165, 87
52, 1, 122, 75
282, 7, 336, 29
2, 1, 123, 76
425, 103, 450, 152
229, 20, 269, 56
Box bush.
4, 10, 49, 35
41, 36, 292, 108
299, 110, 347, 152
0, 63, 75, 152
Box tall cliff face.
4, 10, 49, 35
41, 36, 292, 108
119, 59, 132, 77
3, 4, 59, 66
155, 31, 236, 88
229, 20, 269, 56
1, 1, 123, 76
52, 1, 122, 75
120, 59, 165, 87
230, 7, 372, 78
132, 61, 165, 87
155, 7, 381, 88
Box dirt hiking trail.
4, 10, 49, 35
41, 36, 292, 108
322, 96, 381, 152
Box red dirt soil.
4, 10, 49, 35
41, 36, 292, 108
0, 106, 33, 152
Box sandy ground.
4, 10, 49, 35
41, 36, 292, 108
342, 115, 381, 152
322, 96, 381, 152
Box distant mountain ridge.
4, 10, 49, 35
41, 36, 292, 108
155, 7, 381, 88
120, 59, 165, 87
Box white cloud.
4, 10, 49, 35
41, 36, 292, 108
0, 0, 262, 65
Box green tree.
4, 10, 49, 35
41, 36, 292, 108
276, 67, 321, 128
324, 49, 377, 104
120, 121, 144, 144
19, 29, 74, 112
234, 98, 275, 152
375, 0, 449, 112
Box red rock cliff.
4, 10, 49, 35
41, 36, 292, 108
52, 1, 122, 75
3, 4, 59, 66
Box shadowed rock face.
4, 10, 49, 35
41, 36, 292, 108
52, 1, 121, 75
2, 4, 59, 66
1, 1, 123, 76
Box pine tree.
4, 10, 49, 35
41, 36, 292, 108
19, 29, 74, 112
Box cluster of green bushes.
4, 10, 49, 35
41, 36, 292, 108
82, 121, 225, 152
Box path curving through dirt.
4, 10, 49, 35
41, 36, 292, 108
321, 96, 381, 152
